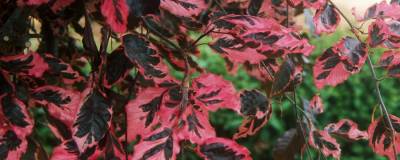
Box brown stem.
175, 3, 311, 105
178, 53, 191, 115
192, 27, 214, 46
328, 1, 397, 159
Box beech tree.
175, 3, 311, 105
0, 0, 399, 159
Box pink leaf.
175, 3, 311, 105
234, 90, 272, 139
368, 19, 400, 49
193, 74, 240, 112
355, 1, 400, 21
368, 115, 400, 160
101, 0, 129, 33
43, 54, 84, 85
0, 52, 49, 78
17, 0, 48, 6
303, 0, 327, 9
313, 4, 341, 34
196, 137, 252, 160
175, 107, 216, 144
313, 37, 367, 89
50, 0, 75, 13
160, 0, 207, 17
125, 87, 167, 142
309, 130, 341, 159
309, 95, 324, 114
132, 127, 180, 160
325, 119, 368, 141
31, 86, 81, 128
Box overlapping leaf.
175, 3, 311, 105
0, 52, 49, 78
313, 37, 367, 89
17, 0, 48, 6
196, 137, 252, 160
309, 94, 324, 114
125, 87, 167, 141
175, 107, 216, 144
209, 14, 314, 65
355, 1, 400, 21
234, 90, 272, 139
31, 86, 81, 127
313, 4, 340, 34
325, 119, 368, 141
271, 58, 303, 95
101, 0, 129, 33
192, 74, 240, 112
123, 33, 173, 84
133, 127, 180, 160
103, 47, 134, 88
309, 130, 341, 159
378, 50, 400, 78
368, 115, 400, 160
43, 54, 84, 84
160, 0, 207, 17
0, 95, 33, 159
368, 19, 400, 49
73, 88, 112, 152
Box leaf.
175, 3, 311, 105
368, 114, 400, 160
31, 86, 81, 128
0, 96, 33, 160
378, 50, 400, 78
356, 1, 400, 21
309, 95, 324, 114
196, 137, 251, 160
73, 88, 112, 152
125, 87, 167, 142
1, 95, 31, 128
313, 37, 367, 89
0, 52, 49, 78
101, 0, 129, 33
94, 132, 125, 160
123, 34, 169, 81
160, 0, 207, 17
0, 71, 14, 96
0, 130, 29, 160
43, 54, 84, 84
313, 4, 341, 34
210, 14, 314, 65
103, 47, 134, 88
244, 58, 280, 82
50, 140, 79, 160
209, 34, 268, 64
234, 90, 272, 139
247, 0, 265, 16
325, 119, 368, 141
193, 74, 240, 112
367, 19, 400, 49
309, 130, 341, 159
50, 0, 75, 12
175, 107, 216, 144
132, 127, 180, 160
239, 90, 269, 118
272, 128, 306, 160
17, 0, 48, 6
126, 0, 160, 17
271, 58, 302, 95
303, 0, 327, 9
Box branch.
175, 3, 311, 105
328, 1, 398, 159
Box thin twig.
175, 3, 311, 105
328, 1, 398, 159
141, 17, 181, 51
192, 27, 214, 46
